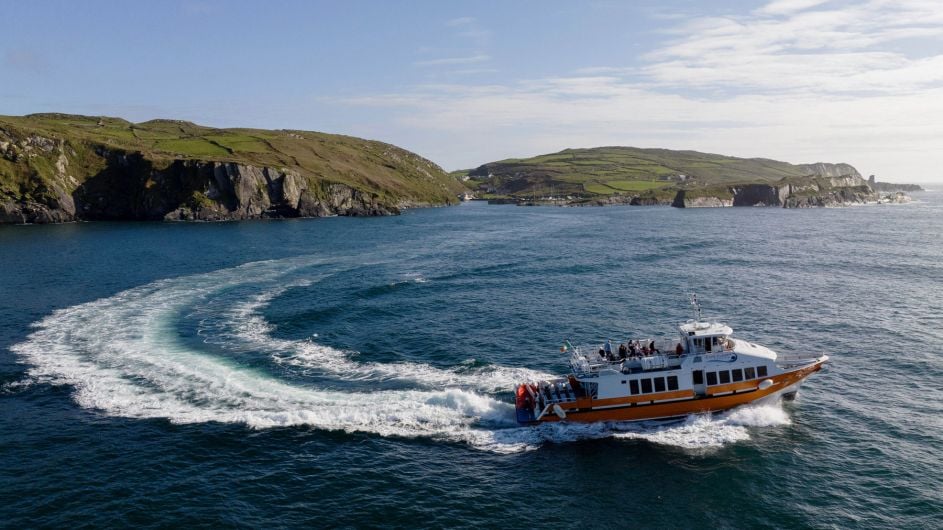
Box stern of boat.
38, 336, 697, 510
515, 383, 538, 425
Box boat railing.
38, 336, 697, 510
776, 352, 825, 368
569, 343, 685, 375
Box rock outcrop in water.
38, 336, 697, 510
0, 114, 464, 224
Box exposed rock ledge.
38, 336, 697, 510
672, 175, 911, 209
1, 157, 406, 224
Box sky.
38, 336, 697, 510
2, 0, 942, 183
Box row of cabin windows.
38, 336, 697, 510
691, 336, 725, 352
629, 375, 679, 396
693, 365, 769, 386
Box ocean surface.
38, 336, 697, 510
2, 194, 941, 528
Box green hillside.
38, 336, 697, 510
466, 146, 857, 198
0, 113, 464, 222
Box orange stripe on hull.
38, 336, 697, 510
567, 389, 694, 410
706, 379, 762, 396
539, 361, 822, 424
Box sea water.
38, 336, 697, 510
1, 194, 941, 527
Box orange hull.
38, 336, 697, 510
535, 360, 823, 424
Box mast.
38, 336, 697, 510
690, 292, 702, 322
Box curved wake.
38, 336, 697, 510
10, 256, 790, 453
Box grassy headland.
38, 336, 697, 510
464, 146, 859, 201
0, 113, 465, 222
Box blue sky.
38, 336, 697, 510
2, 0, 942, 182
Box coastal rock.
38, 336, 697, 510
154, 162, 398, 221
671, 190, 733, 208
878, 191, 912, 204
672, 174, 894, 208
796, 163, 861, 179
0, 201, 25, 223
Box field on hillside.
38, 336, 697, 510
469, 146, 818, 197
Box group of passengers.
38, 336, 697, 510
598, 339, 660, 362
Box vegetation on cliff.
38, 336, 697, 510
0, 113, 465, 223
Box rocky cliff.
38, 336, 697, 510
672, 174, 910, 208
795, 163, 861, 179
0, 114, 464, 224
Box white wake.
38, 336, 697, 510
10, 257, 790, 453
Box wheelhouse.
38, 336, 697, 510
679, 321, 732, 354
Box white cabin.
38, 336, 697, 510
679, 320, 733, 355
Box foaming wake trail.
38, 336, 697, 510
10, 270, 528, 450
11, 258, 791, 453
215, 282, 554, 393
9, 259, 553, 452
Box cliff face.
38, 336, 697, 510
75, 155, 400, 222
796, 163, 861, 179
672, 174, 909, 208
0, 114, 463, 224
730, 175, 875, 207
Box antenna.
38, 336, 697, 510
690, 292, 702, 322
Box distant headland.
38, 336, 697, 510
455, 146, 921, 208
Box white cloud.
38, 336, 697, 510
757, 0, 831, 16
647, 0, 943, 95
340, 0, 943, 182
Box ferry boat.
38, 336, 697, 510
515, 296, 828, 425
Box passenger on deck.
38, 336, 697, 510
676, 343, 684, 355
618, 343, 628, 360
604, 339, 613, 359
628, 341, 637, 357
598, 348, 607, 360
642, 345, 650, 356
650, 340, 660, 354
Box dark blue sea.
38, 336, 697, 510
2, 194, 941, 528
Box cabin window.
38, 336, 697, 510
732, 369, 743, 382
693, 356, 702, 363
745, 367, 756, 380
641, 379, 653, 394
719, 371, 731, 384
706, 372, 718, 385
630, 380, 640, 395
667, 375, 679, 391
654, 377, 666, 392
757, 365, 768, 378
693, 370, 704, 385
705, 339, 712, 352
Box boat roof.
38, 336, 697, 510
678, 320, 733, 336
